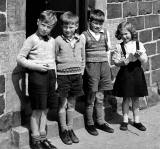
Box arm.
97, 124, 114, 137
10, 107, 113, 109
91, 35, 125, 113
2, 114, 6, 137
17, 37, 35, 68
80, 35, 86, 75
112, 44, 128, 67
136, 42, 148, 64
106, 30, 112, 66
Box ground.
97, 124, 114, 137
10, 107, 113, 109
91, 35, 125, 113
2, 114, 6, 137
50, 103, 160, 149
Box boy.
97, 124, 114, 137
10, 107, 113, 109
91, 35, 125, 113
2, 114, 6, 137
17, 10, 57, 149
55, 11, 85, 145
81, 9, 114, 136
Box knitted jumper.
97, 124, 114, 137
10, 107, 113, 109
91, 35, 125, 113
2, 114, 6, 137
55, 35, 85, 75
83, 30, 108, 62
17, 33, 56, 70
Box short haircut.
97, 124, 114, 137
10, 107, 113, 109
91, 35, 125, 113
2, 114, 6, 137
60, 11, 79, 25
115, 21, 137, 40
89, 9, 105, 23
39, 10, 57, 26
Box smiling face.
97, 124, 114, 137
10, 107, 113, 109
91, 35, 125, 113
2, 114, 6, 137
121, 28, 132, 43
37, 19, 54, 36
89, 20, 103, 33
62, 23, 78, 39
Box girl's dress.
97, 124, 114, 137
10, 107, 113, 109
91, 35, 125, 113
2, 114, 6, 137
113, 41, 148, 97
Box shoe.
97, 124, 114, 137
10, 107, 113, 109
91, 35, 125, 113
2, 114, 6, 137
30, 141, 43, 149
95, 123, 114, 133
120, 122, 128, 131
60, 129, 72, 145
133, 122, 146, 131
68, 129, 79, 143
85, 125, 99, 136
41, 139, 57, 149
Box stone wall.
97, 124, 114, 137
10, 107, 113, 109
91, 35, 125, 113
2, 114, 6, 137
0, 0, 160, 132
101, 0, 160, 88
0, 0, 26, 131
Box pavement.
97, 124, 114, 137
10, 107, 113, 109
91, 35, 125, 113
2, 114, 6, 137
50, 103, 160, 149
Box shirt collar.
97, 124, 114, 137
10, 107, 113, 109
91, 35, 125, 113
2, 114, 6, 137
36, 31, 50, 41
61, 34, 80, 43
61, 34, 80, 48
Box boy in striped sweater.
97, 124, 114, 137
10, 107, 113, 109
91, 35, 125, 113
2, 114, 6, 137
81, 9, 114, 136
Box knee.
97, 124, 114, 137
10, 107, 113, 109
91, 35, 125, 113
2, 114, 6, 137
86, 92, 96, 106
95, 98, 103, 107
59, 97, 67, 111
32, 110, 41, 117
67, 103, 75, 110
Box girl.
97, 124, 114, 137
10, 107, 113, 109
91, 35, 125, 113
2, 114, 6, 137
113, 21, 148, 131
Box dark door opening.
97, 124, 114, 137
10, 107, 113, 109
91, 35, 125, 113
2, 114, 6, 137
26, 0, 88, 38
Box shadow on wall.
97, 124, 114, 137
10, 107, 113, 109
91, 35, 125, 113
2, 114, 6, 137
12, 65, 32, 126
12, 65, 59, 124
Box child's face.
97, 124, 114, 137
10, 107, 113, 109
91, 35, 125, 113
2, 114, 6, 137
37, 20, 54, 36
89, 20, 103, 33
62, 23, 78, 39
121, 28, 132, 43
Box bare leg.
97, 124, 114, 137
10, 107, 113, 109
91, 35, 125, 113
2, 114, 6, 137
131, 97, 140, 123
39, 109, 48, 138
58, 97, 68, 131
30, 110, 41, 136
122, 97, 130, 123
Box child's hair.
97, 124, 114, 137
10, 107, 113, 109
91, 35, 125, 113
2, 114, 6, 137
39, 10, 57, 26
60, 11, 79, 25
115, 21, 137, 40
89, 9, 105, 23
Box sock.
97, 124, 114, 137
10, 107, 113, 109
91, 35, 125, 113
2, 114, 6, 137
40, 131, 47, 141
31, 135, 41, 143
58, 110, 67, 132
123, 114, 128, 123
95, 102, 105, 125
67, 109, 74, 130
134, 116, 140, 123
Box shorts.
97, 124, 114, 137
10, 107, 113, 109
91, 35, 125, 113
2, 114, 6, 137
84, 62, 113, 92
28, 70, 58, 110
57, 74, 84, 98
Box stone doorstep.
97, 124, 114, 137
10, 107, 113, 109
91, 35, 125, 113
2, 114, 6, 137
11, 111, 84, 149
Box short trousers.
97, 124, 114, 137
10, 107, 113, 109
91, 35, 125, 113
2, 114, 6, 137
84, 62, 113, 92
28, 69, 58, 110
57, 74, 84, 98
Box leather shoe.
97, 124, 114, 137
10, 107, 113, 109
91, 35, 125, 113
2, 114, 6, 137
68, 129, 79, 143
95, 123, 114, 133
86, 125, 99, 136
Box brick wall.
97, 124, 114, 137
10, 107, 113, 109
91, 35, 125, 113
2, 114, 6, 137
100, 0, 160, 88
0, 0, 26, 131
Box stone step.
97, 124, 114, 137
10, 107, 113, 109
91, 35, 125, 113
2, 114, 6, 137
11, 111, 84, 149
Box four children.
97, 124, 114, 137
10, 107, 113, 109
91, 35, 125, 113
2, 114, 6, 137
17, 8, 148, 149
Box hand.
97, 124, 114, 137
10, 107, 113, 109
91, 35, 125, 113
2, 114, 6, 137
30, 63, 49, 72
123, 58, 130, 65
134, 51, 142, 58
55, 81, 58, 90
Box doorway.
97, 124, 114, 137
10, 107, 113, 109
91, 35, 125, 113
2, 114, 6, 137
26, 0, 88, 38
